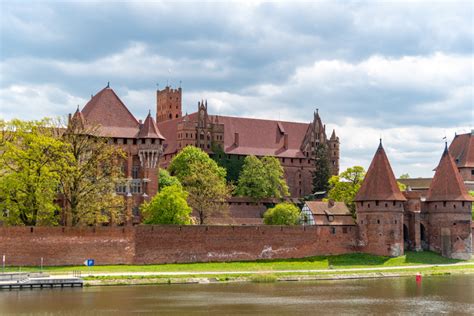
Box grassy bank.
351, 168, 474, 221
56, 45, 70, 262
5, 251, 473, 274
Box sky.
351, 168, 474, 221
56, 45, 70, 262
0, 0, 473, 178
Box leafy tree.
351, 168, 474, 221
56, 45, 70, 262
312, 143, 331, 193
263, 202, 300, 225
59, 118, 125, 226
0, 119, 70, 226
159, 169, 182, 191
261, 156, 290, 198
141, 184, 192, 225
399, 173, 410, 179
236, 155, 289, 201
211, 144, 244, 184
327, 166, 366, 216
169, 146, 230, 224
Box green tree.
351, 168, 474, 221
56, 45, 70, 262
211, 144, 244, 184
263, 202, 300, 225
399, 173, 410, 179
312, 143, 331, 193
159, 169, 182, 191
327, 166, 366, 216
59, 118, 125, 226
169, 146, 230, 224
0, 119, 70, 226
141, 184, 192, 225
236, 155, 289, 201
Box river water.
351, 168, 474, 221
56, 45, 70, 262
1, 275, 473, 315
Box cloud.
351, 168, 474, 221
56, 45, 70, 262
0, 0, 472, 178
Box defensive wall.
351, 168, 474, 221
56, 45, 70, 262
0, 225, 358, 266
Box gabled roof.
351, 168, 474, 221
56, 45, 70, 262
426, 145, 472, 202
81, 87, 140, 137
139, 112, 165, 139
305, 201, 351, 215
449, 132, 474, 168
157, 113, 311, 158
355, 141, 406, 201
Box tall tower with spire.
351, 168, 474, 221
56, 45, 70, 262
156, 85, 182, 123
355, 140, 406, 257
327, 129, 340, 175
423, 144, 473, 259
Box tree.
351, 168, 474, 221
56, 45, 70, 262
158, 169, 181, 191
141, 184, 192, 225
59, 118, 125, 226
211, 144, 244, 184
399, 173, 410, 179
168, 146, 230, 224
0, 119, 70, 226
312, 143, 331, 193
263, 202, 300, 225
236, 155, 289, 201
327, 166, 366, 216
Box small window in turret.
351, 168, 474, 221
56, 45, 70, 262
151, 139, 155, 144
375, 201, 379, 206
443, 202, 447, 207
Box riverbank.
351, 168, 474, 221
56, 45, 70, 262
80, 262, 474, 286
5, 251, 473, 287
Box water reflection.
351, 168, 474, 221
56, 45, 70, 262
0, 275, 473, 315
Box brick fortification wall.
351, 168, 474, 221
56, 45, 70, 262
0, 225, 357, 266
0, 227, 135, 266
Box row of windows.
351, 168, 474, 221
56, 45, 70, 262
115, 180, 143, 194
112, 138, 157, 145
178, 132, 223, 141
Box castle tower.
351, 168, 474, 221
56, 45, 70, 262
196, 100, 210, 151
156, 86, 182, 123
355, 140, 406, 257
424, 144, 472, 259
327, 129, 340, 175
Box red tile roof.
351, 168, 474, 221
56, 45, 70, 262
79, 87, 165, 139
138, 112, 165, 139
426, 146, 472, 202
449, 132, 474, 168
305, 201, 351, 215
355, 141, 406, 201
157, 113, 311, 158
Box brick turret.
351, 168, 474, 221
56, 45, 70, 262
156, 86, 182, 123
355, 140, 406, 256
328, 129, 340, 175
423, 144, 473, 259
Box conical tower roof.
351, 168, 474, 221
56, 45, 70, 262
426, 145, 472, 202
138, 111, 165, 140
355, 141, 406, 201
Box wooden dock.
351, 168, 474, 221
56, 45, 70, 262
0, 273, 83, 290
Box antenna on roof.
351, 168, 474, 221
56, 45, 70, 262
179, 80, 182, 88
107, 81, 110, 88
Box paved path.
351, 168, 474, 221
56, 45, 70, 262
62, 261, 474, 277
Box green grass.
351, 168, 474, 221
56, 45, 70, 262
4, 251, 472, 275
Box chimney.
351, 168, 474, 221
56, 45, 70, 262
234, 132, 239, 147
284, 133, 288, 150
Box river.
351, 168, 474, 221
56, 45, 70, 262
1, 275, 473, 315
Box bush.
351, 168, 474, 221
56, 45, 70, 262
263, 202, 300, 225
141, 184, 192, 225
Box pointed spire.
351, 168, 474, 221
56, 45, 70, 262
426, 146, 471, 202
330, 129, 336, 140
106, 81, 110, 88
138, 112, 165, 140
355, 142, 406, 201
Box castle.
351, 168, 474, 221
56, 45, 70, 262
56, 84, 473, 262
155, 85, 340, 197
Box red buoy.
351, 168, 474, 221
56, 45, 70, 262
416, 272, 422, 283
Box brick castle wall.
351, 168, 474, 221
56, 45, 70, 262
0, 225, 358, 266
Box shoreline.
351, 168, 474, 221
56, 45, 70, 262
82, 265, 474, 287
